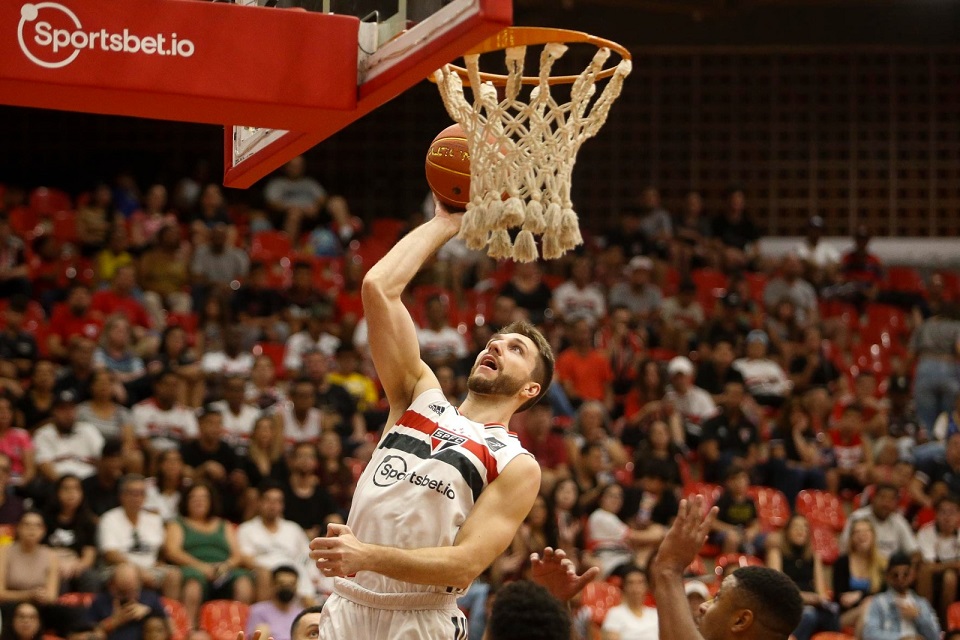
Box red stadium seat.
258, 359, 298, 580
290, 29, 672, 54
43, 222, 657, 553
369, 218, 407, 243
883, 267, 925, 295
796, 490, 845, 532
199, 600, 249, 640
29, 187, 72, 215
682, 482, 722, 507
747, 486, 790, 532
253, 343, 286, 378
948, 601, 960, 632
811, 633, 856, 640
580, 581, 622, 627
811, 525, 840, 565
251, 231, 293, 262
161, 597, 190, 640
714, 553, 765, 577
51, 210, 78, 244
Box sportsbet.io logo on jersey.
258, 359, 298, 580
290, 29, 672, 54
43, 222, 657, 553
18, 2, 196, 69
373, 455, 456, 500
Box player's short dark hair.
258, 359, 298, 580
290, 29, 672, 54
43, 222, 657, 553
500, 320, 554, 412
487, 580, 571, 640
731, 566, 803, 636
290, 605, 324, 639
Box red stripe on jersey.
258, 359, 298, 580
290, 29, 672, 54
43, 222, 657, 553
398, 409, 500, 484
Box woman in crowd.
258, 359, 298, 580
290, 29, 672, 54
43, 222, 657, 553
0, 396, 34, 488
767, 514, 839, 640
586, 483, 664, 577
164, 483, 255, 626
245, 355, 287, 411
76, 370, 140, 473
42, 475, 98, 593
549, 478, 583, 559
0, 602, 43, 640
144, 449, 188, 522
93, 315, 146, 386
196, 294, 229, 356
16, 360, 56, 432
832, 518, 887, 637
765, 397, 828, 506
154, 325, 204, 408
316, 431, 354, 517
621, 360, 670, 449
600, 564, 659, 640
631, 419, 684, 488
240, 416, 286, 492
493, 494, 557, 584
568, 401, 628, 477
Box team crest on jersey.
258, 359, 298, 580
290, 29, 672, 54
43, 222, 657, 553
428, 403, 446, 416
430, 427, 467, 455
485, 437, 506, 452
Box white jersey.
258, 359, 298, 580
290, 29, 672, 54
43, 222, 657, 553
345, 388, 530, 596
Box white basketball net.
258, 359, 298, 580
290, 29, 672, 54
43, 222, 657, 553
434, 42, 631, 261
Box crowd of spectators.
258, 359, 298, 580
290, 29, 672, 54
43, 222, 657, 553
1, 165, 960, 640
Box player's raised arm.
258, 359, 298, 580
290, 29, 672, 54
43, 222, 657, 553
361, 200, 462, 410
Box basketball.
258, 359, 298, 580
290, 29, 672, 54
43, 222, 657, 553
425, 123, 471, 211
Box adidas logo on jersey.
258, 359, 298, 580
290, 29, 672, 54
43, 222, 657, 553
428, 403, 446, 416
430, 427, 467, 455
485, 437, 506, 452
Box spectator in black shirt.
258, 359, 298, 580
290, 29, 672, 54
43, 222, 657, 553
43, 474, 98, 592
709, 465, 778, 556
281, 442, 339, 539
910, 432, 960, 511
700, 293, 752, 353
699, 380, 760, 483
233, 262, 287, 346
54, 337, 98, 405
620, 459, 679, 528
789, 326, 840, 426
300, 350, 364, 445
765, 398, 828, 506
710, 187, 760, 272
0, 295, 37, 384
17, 359, 57, 432
695, 339, 745, 401
82, 439, 123, 518
180, 407, 242, 520
498, 262, 553, 325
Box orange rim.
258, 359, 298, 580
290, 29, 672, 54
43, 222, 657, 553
440, 26, 631, 86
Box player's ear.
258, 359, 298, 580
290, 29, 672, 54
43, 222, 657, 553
521, 382, 540, 401
730, 608, 754, 633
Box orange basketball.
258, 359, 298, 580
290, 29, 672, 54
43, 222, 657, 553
425, 123, 471, 210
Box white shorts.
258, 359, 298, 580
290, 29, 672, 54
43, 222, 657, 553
318, 578, 468, 640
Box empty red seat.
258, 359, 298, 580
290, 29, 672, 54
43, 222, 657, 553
251, 231, 293, 262
747, 486, 790, 532
796, 490, 845, 532
199, 600, 249, 640
714, 553, 765, 577
29, 187, 72, 215
161, 597, 190, 640
811, 525, 840, 565
579, 581, 622, 627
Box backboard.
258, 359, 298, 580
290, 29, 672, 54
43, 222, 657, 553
223, 0, 512, 189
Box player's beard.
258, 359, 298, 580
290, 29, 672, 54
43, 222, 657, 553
466, 365, 525, 397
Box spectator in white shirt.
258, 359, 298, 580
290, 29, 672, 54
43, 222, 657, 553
283, 304, 340, 373
916, 494, 960, 622
664, 356, 717, 443
733, 330, 793, 409
793, 216, 841, 285
550, 256, 606, 324
416, 295, 468, 372
276, 379, 323, 448
98, 474, 180, 598
237, 480, 321, 603
34, 390, 104, 483
210, 375, 261, 453
839, 484, 920, 560
601, 565, 659, 640
132, 370, 198, 469
200, 326, 254, 382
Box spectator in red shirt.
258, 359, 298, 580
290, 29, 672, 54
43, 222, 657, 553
826, 403, 873, 496
840, 225, 884, 289
48, 285, 103, 361
515, 402, 569, 493
555, 318, 614, 412
91, 265, 156, 354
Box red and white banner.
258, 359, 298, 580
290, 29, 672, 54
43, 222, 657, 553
0, 0, 359, 128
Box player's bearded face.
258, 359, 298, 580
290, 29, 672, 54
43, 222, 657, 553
466, 362, 526, 397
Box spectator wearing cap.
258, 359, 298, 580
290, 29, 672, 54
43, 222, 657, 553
663, 356, 717, 450
550, 256, 606, 325
764, 255, 819, 327
684, 580, 709, 625
33, 390, 105, 483
0, 213, 30, 299
699, 379, 760, 483
733, 330, 792, 408
862, 551, 940, 640
839, 484, 919, 560
608, 256, 662, 322
82, 439, 124, 518
659, 279, 705, 353
283, 302, 340, 371
794, 216, 841, 283
132, 370, 198, 472
416, 295, 469, 372
555, 318, 615, 412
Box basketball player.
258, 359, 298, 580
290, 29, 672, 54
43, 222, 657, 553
652, 495, 804, 640
309, 199, 553, 638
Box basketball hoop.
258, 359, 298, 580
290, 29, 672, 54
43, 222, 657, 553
434, 26, 632, 261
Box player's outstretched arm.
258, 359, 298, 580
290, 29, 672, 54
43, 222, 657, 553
361, 200, 462, 410
310, 455, 540, 589
651, 496, 718, 640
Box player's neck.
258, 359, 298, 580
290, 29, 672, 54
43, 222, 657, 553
459, 394, 515, 426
